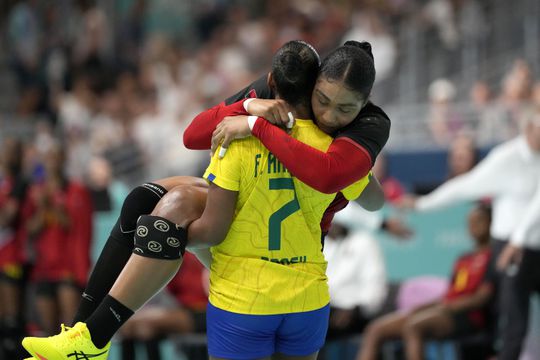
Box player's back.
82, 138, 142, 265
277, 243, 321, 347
204, 119, 369, 315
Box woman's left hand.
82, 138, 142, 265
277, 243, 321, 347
497, 243, 523, 271
211, 116, 252, 157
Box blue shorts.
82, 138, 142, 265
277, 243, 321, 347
206, 302, 330, 359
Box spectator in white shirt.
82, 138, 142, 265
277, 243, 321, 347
324, 201, 388, 340
399, 107, 540, 360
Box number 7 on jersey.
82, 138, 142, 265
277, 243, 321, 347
268, 178, 300, 250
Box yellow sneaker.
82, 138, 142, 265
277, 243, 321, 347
22, 322, 110, 360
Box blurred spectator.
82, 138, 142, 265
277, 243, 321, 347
446, 134, 478, 178
357, 203, 494, 360
486, 59, 535, 145
7, 0, 41, 89
119, 252, 208, 360
56, 72, 97, 180
0, 138, 29, 359
457, 0, 487, 45
470, 81, 491, 109
324, 201, 388, 340
86, 157, 129, 263
421, 0, 459, 50
88, 90, 126, 156
414, 134, 478, 194
471, 80, 515, 146
342, 11, 397, 82
73, 1, 110, 70
117, 0, 148, 67
131, 88, 207, 179
22, 143, 93, 334
427, 78, 465, 146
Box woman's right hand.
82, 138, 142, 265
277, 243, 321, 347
211, 116, 252, 157
244, 99, 292, 126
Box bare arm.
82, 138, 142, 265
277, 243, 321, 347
356, 175, 385, 212
187, 183, 237, 249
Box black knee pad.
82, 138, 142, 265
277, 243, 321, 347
133, 215, 187, 259
110, 183, 167, 248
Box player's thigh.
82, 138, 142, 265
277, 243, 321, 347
153, 176, 208, 191
406, 307, 455, 338
151, 184, 208, 228
0, 276, 23, 314
364, 311, 409, 340
57, 281, 82, 322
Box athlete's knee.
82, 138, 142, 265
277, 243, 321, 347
363, 322, 381, 340
403, 317, 424, 336
110, 183, 168, 248
133, 215, 187, 260
151, 185, 206, 228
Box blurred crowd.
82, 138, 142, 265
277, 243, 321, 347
387, 57, 539, 150
1, 0, 539, 181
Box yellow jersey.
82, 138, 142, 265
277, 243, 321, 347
203, 119, 370, 314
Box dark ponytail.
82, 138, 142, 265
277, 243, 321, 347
320, 40, 376, 99
271, 40, 320, 108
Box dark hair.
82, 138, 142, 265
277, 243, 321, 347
319, 40, 375, 98
271, 40, 320, 108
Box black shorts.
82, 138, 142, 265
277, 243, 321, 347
191, 311, 206, 333
35, 279, 83, 298
0, 263, 30, 285
450, 310, 484, 338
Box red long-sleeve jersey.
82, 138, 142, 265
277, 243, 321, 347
22, 181, 93, 287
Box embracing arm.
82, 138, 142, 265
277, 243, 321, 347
252, 120, 372, 194
187, 183, 237, 248
183, 101, 248, 150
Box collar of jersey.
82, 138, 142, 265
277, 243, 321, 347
294, 119, 313, 126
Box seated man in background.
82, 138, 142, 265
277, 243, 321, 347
119, 252, 207, 360
357, 202, 494, 360
324, 201, 388, 340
